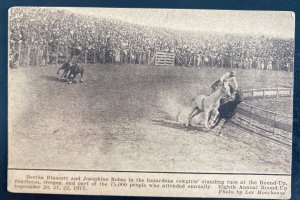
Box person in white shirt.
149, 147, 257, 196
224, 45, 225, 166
211, 70, 238, 96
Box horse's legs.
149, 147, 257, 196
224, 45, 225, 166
176, 111, 182, 122
203, 110, 210, 128
186, 108, 194, 127
67, 70, 73, 79
57, 67, 62, 75
66, 69, 71, 78
80, 71, 84, 83
211, 118, 226, 135
186, 106, 199, 127
190, 108, 200, 121
61, 70, 67, 78
218, 119, 228, 136
63, 69, 69, 78
208, 108, 219, 127
68, 73, 77, 84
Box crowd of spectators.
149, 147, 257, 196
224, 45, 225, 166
9, 7, 294, 71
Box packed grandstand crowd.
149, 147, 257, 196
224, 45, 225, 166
9, 7, 294, 71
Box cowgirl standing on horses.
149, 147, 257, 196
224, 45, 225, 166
211, 70, 238, 95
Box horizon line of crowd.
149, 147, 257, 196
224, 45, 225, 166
8, 7, 295, 71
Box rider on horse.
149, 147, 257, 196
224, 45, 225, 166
211, 70, 238, 97
71, 42, 82, 64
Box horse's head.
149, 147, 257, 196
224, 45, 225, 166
221, 81, 232, 99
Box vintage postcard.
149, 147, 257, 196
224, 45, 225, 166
8, 7, 294, 199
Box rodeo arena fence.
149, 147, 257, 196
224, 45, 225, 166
10, 43, 294, 72
236, 87, 293, 147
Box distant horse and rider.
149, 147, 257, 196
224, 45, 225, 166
57, 57, 73, 79
57, 44, 85, 84
57, 56, 84, 84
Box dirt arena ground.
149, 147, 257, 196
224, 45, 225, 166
8, 64, 293, 174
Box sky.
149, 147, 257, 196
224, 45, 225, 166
58, 7, 295, 39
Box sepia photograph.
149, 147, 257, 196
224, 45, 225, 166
7, 7, 294, 198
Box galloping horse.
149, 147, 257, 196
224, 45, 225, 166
185, 81, 232, 129
211, 89, 243, 134
67, 63, 84, 84
57, 58, 73, 78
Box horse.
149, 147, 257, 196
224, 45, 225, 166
210, 89, 243, 135
185, 81, 232, 129
67, 63, 84, 84
57, 58, 73, 78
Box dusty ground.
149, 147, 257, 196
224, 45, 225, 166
8, 64, 293, 174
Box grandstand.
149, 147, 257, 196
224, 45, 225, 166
9, 7, 294, 71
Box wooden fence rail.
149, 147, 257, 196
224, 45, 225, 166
236, 88, 293, 136
241, 87, 293, 100
155, 52, 175, 66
